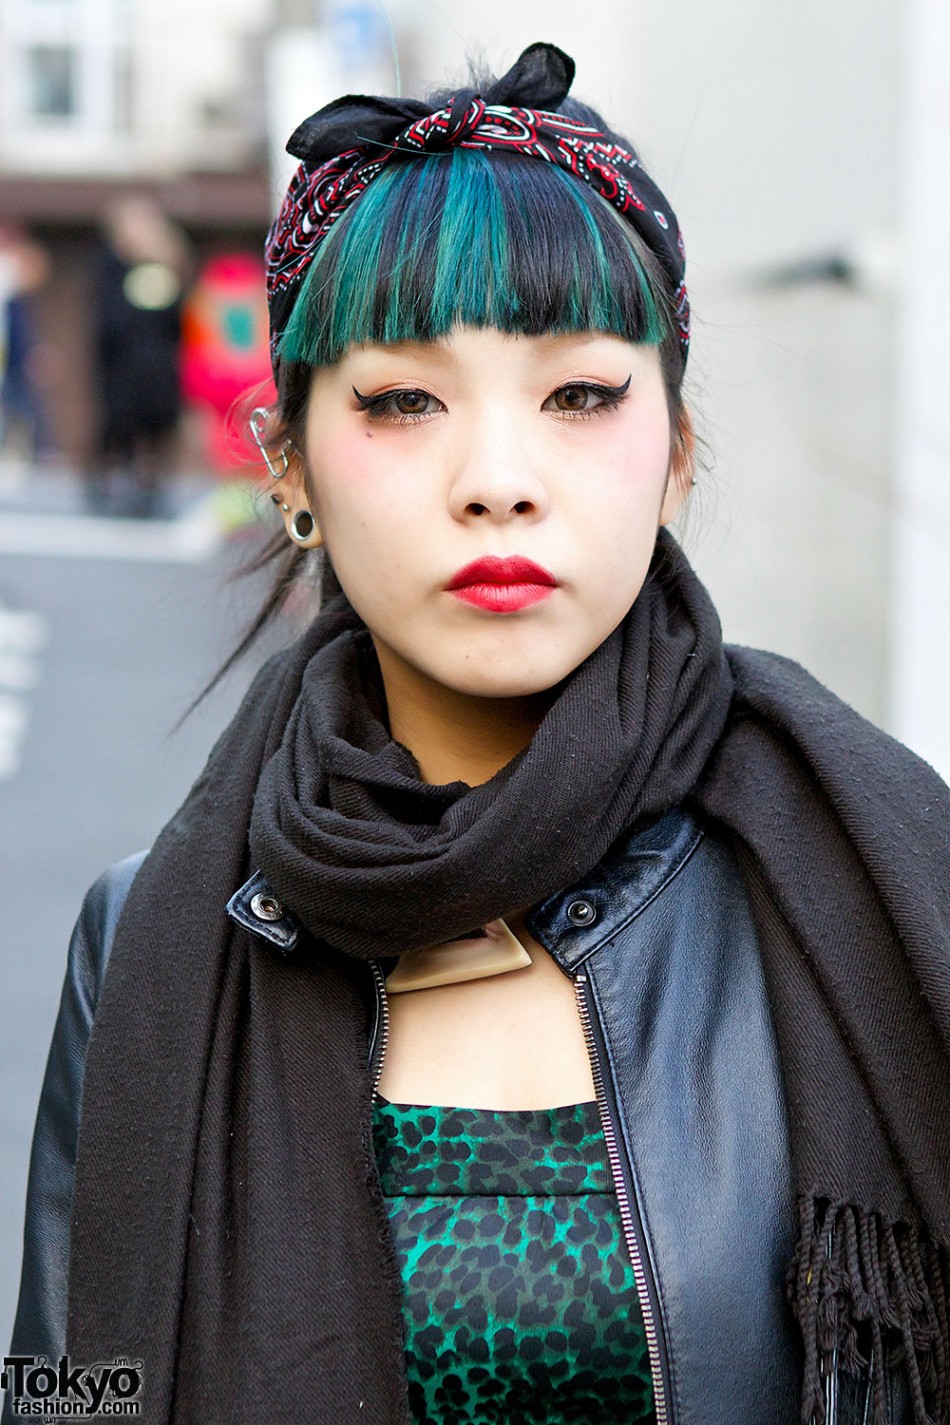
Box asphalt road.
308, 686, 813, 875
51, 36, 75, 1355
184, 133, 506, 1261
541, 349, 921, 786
0, 469, 286, 1354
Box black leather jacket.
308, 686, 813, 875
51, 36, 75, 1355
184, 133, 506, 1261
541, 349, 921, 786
4, 809, 899, 1424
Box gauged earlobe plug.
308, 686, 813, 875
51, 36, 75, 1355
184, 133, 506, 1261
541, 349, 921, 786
289, 508, 323, 548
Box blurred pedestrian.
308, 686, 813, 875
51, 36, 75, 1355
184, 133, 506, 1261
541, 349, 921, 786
180, 251, 274, 474
0, 226, 54, 466
85, 197, 189, 518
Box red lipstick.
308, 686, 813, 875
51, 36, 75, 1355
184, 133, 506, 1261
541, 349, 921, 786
447, 555, 557, 613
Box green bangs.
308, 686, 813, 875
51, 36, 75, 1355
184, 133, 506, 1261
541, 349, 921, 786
278, 148, 668, 368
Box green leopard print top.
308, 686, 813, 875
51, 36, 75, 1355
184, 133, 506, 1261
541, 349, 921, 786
372, 1094, 656, 1425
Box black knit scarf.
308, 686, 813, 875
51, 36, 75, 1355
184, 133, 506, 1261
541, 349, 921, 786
67, 535, 950, 1425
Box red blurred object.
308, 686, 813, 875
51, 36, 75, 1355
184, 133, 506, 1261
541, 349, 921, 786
180, 252, 275, 474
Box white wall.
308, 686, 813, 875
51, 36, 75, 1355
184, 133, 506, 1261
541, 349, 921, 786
890, 0, 950, 781
383, 0, 649, 136
266, 2, 398, 207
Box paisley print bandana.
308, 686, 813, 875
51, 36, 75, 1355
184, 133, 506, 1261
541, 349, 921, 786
264, 42, 689, 369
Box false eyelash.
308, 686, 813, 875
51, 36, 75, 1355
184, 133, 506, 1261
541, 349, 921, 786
595, 375, 632, 400
561, 376, 632, 405
351, 386, 437, 421
352, 385, 387, 412
546, 375, 632, 421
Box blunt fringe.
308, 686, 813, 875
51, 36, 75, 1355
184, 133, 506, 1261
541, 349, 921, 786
278, 147, 669, 369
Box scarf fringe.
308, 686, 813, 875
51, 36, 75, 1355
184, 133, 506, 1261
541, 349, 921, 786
790, 1198, 950, 1425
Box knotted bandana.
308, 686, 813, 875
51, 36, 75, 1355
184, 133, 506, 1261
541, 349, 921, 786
264, 42, 689, 369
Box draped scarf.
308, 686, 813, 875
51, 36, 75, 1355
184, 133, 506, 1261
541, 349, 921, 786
67, 534, 950, 1425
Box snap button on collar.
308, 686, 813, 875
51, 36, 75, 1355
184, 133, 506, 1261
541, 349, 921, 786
227, 872, 299, 952
251, 892, 284, 922
566, 899, 597, 927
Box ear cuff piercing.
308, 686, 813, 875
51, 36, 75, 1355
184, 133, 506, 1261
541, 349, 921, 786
249, 406, 291, 478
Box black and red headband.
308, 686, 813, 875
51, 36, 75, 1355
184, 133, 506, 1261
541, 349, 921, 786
265, 42, 689, 369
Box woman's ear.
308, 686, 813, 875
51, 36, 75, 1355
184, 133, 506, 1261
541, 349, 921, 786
659, 405, 696, 527
270, 448, 325, 550
249, 405, 325, 550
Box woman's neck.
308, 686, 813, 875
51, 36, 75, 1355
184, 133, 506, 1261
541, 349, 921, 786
374, 640, 553, 787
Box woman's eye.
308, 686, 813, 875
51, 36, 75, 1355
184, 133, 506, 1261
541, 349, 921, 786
543, 377, 631, 417
553, 385, 600, 412
353, 386, 442, 421
392, 389, 433, 415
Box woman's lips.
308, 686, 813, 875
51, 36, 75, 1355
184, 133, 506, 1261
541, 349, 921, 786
447, 555, 557, 613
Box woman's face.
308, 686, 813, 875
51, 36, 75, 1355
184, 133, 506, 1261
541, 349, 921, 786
299, 326, 685, 700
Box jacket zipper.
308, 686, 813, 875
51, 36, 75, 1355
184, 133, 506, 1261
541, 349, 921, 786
823, 1350, 838, 1425
369, 960, 391, 1097
573, 969, 673, 1425
860, 1353, 873, 1425
821, 1228, 838, 1425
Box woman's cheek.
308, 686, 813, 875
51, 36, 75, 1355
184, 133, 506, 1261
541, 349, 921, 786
605, 422, 671, 486
307, 446, 383, 547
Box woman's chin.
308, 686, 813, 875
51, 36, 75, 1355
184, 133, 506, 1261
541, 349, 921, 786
369, 615, 618, 705
434, 655, 580, 702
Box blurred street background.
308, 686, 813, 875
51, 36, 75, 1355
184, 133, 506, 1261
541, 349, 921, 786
2, 0, 949, 1352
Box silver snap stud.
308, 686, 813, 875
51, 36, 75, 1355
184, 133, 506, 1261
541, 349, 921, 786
251, 892, 284, 922
566, 899, 597, 927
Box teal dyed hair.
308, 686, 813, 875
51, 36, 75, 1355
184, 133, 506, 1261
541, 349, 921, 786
278, 147, 668, 369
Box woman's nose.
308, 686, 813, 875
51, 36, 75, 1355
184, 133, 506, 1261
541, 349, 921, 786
447, 413, 550, 523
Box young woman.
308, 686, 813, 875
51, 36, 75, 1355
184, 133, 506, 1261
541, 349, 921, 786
6, 42, 950, 1425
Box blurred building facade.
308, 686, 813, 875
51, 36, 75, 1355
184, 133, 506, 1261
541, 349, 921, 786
0, 0, 268, 180
0, 0, 274, 465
